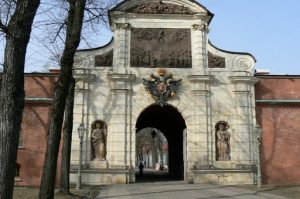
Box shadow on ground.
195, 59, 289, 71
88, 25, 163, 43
135, 170, 182, 183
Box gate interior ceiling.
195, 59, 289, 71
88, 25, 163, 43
136, 104, 186, 179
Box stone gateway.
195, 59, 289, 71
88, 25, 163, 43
70, 0, 258, 185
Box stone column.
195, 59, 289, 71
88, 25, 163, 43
228, 76, 258, 165
187, 75, 213, 178
107, 73, 136, 170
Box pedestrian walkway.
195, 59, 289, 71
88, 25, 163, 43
87, 181, 288, 199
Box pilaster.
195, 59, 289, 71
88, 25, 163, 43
107, 73, 136, 168
72, 69, 96, 166
191, 22, 209, 72
228, 76, 258, 164
187, 75, 213, 171
112, 23, 130, 73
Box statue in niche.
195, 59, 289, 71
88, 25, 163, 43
91, 120, 107, 161
215, 121, 231, 161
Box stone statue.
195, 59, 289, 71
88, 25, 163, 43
216, 121, 230, 161
91, 120, 107, 161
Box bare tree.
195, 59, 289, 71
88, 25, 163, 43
37, 0, 118, 196
38, 1, 86, 198
59, 76, 75, 194
0, 1, 40, 199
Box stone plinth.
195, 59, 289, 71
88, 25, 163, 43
89, 161, 109, 169
70, 168, 133, 185
192, 169, 256, 185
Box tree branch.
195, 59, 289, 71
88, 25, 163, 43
51, 21, 66, 43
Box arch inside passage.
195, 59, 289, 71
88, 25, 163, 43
136, 104, 187, 179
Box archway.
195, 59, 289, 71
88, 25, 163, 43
136, 104, 187, 180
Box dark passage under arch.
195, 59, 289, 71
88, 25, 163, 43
136, 104, 187, 180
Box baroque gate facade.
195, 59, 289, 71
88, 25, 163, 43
70, 0, 258, 185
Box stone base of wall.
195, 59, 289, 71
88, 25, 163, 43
70, 168, 135, 185
192, 169, 256, 185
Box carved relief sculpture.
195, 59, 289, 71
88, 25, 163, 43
131, 28, 191, 68
127, 2, 195, 15
91, 120, 107, 161
215, 121, 230, 161
208, 51, 226, 68
143, 69, 182, 106
95, 50, 113, 67
192, 24, 209, 32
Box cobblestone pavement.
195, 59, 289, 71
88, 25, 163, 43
87, 181, 288, 199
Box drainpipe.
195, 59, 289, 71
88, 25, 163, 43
255, 125, 263, 188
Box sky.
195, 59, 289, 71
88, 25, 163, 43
200, 0, 300, 75
200, 0, 300, 74
1, 0, 300, 74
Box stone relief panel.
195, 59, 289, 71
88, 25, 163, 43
215, 121, 231, 161
91, 120, 107, 161
127, 2, 195, 15
208, 51, 226, 68
95, 50, 113, 67
130, 28, 191, 68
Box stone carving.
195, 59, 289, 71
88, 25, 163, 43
208, 51, 226, 68
192, 24, 209, 32
73, 58, 83, 67
95, 51, 113, 67
114, 23, 130, 30
127, 2, 195, 15
232, 55, 254, 71
131, 28, 191, 68
215, 121, 230, 161
143, 69, 182, 106
91, 120, 107, 161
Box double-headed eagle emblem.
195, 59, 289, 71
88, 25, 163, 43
143, 69, 182, 107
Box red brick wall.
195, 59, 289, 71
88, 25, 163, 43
255, 77, 300, 100
15, 74, 61, 187
256, 76, 300, 185
24, 75, 57, 98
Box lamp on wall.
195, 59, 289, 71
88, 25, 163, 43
76, 123, 86, 189
255, 125, 263, 188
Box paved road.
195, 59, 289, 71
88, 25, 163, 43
87, 181, 288, 199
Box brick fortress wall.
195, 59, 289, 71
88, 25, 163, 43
15, 73, 60, 186
255, 76, 300, 185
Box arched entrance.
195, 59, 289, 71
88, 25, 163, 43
136, 104, 187, 180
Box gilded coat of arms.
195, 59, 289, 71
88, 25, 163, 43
143, 69, 182, 106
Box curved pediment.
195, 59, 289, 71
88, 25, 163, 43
110, 0, 213, 16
